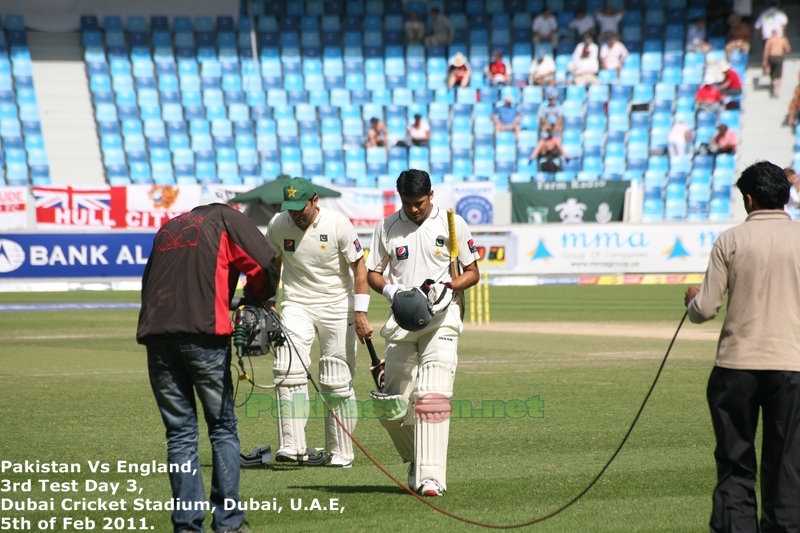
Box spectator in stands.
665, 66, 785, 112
668, 121, 692, 158
401, 114, 430, 147
491, 95, 523, 140
529, 52, 556, 85
594, 6, 625, 42
785, 167, 800, 212
446, 52, 472, 89
763, 29, 791, 98
538, 89, 564, 133
732, 0, 753, 23
484, 51, 512, 86
718, 60, 743, 95
529, 124, 569, 172
686, 19, 713, 52
706, 124, 739, 154
425, 8, 454, 47
726, 14, 752, 58
404, 12, 426, 45
364, 117, 389, 150
703, 57, 725, 86
696, 83, 725, 112
568, 9, 596, 40
599, 34, 628, 76
787, 73, 800, 127
754, 0, 787, 43
532, 7, 559, 49
567, 35, 600, 86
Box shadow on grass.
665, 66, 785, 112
287, 484, 408, 495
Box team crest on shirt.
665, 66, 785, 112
320, 234, 328, 242
396, 246, 409, 260
436, 237, 445, 247
354, 239, 362, 252
284, 239, 296, 252
468, 239, 477, 254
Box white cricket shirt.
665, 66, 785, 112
366, 204, 480, 289
266, 207, 364, 307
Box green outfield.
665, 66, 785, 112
0, 285, 730, 533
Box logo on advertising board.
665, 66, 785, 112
528, 239, 554, 261
664, 237, 691, 260
0, 239, 25, 273
456, 195, 493, 225
148, 186, 180, 209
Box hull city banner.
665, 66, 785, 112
510, 180, 629, 224
33, 185, 202, 229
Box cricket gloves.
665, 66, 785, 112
420, 279, 453, 316
382, 284, 405, 303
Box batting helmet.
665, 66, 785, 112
391, 287, 432, 332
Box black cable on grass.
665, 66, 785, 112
320, 310, 689, 529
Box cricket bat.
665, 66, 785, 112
447, 208, 465, 317
365, 338, 385, 392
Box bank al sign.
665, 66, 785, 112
516, 223, 734, 274
0, 233, 154, 278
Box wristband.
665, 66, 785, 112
354, 294, 370, 312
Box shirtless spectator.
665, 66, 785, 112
447, 52, 471, 89
594, 6, 625, 42
364, 117, 388, 150
529, 124, 569, 172
725, 14, 751, 58
787, 73, 800, 127
568, 9, 596, 40
404, 12, 426, 45
763, 29, 791, 98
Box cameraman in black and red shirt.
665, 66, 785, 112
137, 203, 278, 533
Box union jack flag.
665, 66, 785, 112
34, 186, 111, 210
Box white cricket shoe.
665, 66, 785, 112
417, 478, 445, 497
328, 454, 352, 468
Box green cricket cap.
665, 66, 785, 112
281, 177, 316, 211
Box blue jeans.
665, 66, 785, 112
147, 334, 243, 533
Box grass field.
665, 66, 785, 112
0, 285, 731, 533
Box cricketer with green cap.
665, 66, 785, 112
265, 176, 373, 468
281, 177, 317, 211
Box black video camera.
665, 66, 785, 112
230, 298, 282, 358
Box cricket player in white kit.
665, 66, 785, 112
366, 169, 480, 496
266, 177, 373, 468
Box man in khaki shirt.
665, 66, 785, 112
685, 161, 800, 532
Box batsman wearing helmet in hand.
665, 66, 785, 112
366, 169, 480, 496
266, 177, 373, 468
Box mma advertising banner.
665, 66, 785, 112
33, 185, 203, 229
320, 182, 496, 230
473, 222, 736, 275
0, 187, 27, 230
0, 232, 155, 278
510, 180, 629, 224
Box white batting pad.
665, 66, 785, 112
320, 356, 357, 461
413, 361, 454, 490
275, 383, 309, 457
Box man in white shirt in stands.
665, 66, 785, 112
568, 35, 600, 86
599, 34, 628, 75
568, 9, 596, 40
532, 7, 559, 49
754, 0, 788, 42
594, 6, 625, 42
266, 177, 373, 469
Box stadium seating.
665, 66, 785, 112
78, 5, 746, 219
0, 15, 50, 185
